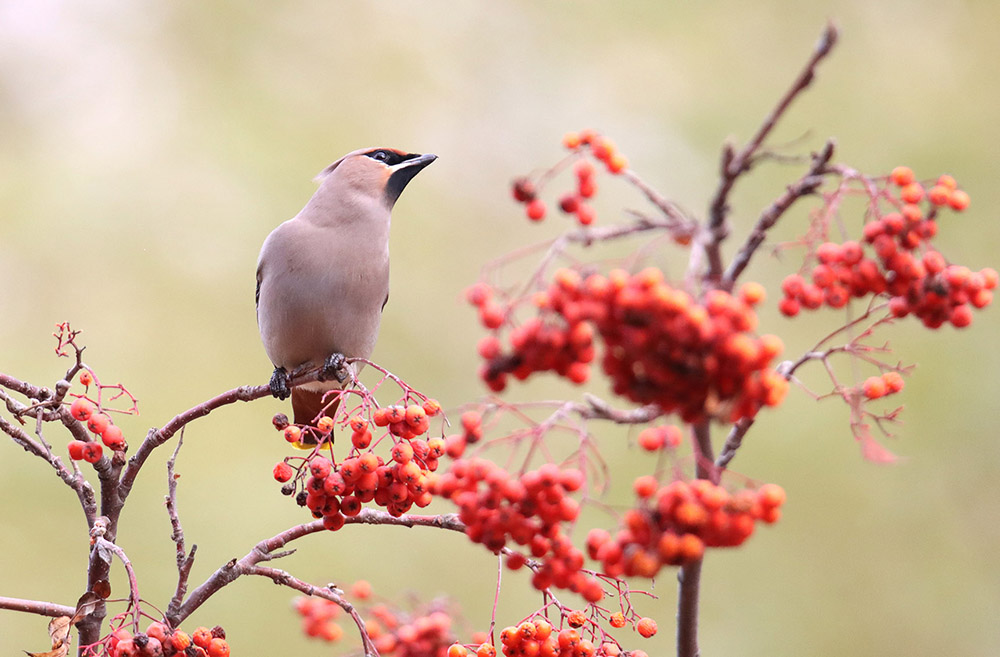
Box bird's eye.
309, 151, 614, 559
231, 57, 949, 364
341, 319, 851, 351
370, 150, 389, 162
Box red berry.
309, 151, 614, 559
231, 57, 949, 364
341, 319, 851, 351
948, 189, 970, 211
283, 426, 302, 443
207, 638, 230, 657
87, 412, 110, 435
101, 424, 125, 450
70, 397, 94, 421
526, 199, 547, 222
68, 440, 87, 460
862, 376, 887, 399
82, 442, 103, 463
890, 166, 914, 186
636, 617, 658, 638
273, 461, 293, 482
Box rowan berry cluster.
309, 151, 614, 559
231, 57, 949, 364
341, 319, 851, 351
271, 398, 445, 527
433, 458, 603, 601
298, 592, 470, 657
474, 268, 788, 423
67, 395, 126, 463
779, 168, 996, 328
294, 581, 372, 643
450, 617, 649, 657
510, 129, 627, 226
106, 622, 229, 657
586, 478, 785, 578
860, 371, 904, 400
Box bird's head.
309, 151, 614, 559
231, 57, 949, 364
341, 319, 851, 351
316, 147, 437, 209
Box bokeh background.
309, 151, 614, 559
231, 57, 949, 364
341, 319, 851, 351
2, 1, 999, 655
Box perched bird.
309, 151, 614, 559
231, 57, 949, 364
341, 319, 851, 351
256, 147, 436, 427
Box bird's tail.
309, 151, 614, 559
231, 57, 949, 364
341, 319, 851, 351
290, 388, 340, 449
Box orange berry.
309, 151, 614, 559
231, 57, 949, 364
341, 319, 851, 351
633, 475, 658, 499
677, 533, 704, 562
890, 166, 914, 186
937, 174, 957, 190
192, 627, 213, 649
607, 153, 628, 174
562, 132, 582, 150
566, 610, 586, 628
609, 612, 626, 628
316, 416, 335, 433
477, 643, 497, 657
900, 182, 924, 204
948, 189, 970, 211
79, 370, 94, 386
927, 185, 951, 206
351, 579, 372, 599
637, 426, 664, 451
170, 631, 192, 652
636, 617, 658, 638
283, 425, 302, 443
422, 398, 442, 416
739, 281, 766, 306
757, 483, 786, 508
448, 644, 469, 657
207, 638, 230, 657
862, 376, 887, 399
882, 371, 904, 393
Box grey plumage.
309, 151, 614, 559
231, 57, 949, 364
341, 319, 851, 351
256, 147, 436, 426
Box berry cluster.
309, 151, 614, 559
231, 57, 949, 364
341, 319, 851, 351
861, 371, 904, 400
780, 168, 996, 328
67, 396, 126, 463
474, 268, 788, 424
294, 581, 372, 643
297, 594, 473, 657
586, 478, 785, 578
510, 129, 628, 226
271, 399, 445, 527
107, 622, 229, 657
455, 617, 649, 657
433, 459, 603, 601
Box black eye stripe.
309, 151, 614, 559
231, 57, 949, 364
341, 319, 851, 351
365, 150, 415, 167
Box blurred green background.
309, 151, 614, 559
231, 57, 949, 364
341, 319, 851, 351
2, 1, 999, 655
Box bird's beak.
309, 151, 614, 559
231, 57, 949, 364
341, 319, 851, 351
385, 153, 437, 205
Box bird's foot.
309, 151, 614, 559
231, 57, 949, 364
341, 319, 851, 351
269, 367, 291, 400
318, 352, 349, 384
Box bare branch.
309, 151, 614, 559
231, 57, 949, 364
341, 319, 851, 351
171, 510, 466, 626
244, 566, 378, 657
704, 22, 839, 283
165, 432, 197, 620
0, 596, 76, 618
721, 140, 836, 289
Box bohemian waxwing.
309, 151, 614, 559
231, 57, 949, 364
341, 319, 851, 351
256, 147, 437, 429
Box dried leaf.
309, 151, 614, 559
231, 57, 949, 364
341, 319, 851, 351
94, 539, 113, 566
47, 617, 70, 646
71, 591, 101, 624
23, 616, 71, 657
24, 649, 68, 657
91, 579, 112, 600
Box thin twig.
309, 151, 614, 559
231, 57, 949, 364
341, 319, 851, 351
721, 140, 836, 290
165, 431, 197, 619
703, 22, 839, 284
